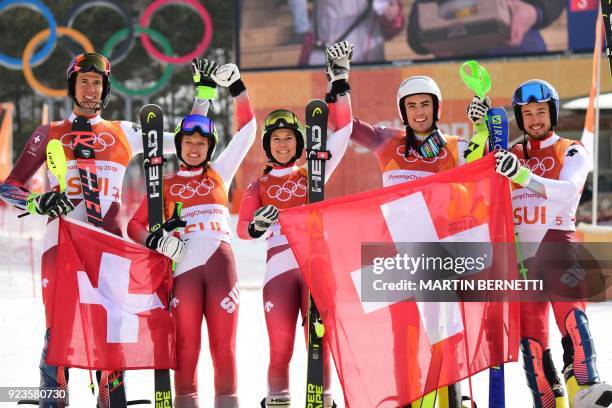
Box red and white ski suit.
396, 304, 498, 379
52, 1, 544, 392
0, 111, 178, 407
236, 94, 352, 398
510, 133, 591, 346
128, 92, 256, 408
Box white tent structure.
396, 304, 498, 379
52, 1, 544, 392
563, 92, 612, 110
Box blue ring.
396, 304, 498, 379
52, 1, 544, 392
0, 0, 57, 69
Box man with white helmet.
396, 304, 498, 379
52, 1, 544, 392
470, 79, 610, 408
350, 75, 470, 187
338, 73, 471, 407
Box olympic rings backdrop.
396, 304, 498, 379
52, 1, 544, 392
0, 0, 214, 97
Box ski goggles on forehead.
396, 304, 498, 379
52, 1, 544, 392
264, 110, 301, 131
513, 83, 554, 105
71, 53, 111, 76
179, 114, 216, 136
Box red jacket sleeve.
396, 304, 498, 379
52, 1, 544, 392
0, 125, 49, 209
236, 179, 262, 240
127, 195, 150, 245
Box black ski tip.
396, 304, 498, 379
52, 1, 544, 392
17, 400, 39, 405
305, 99, 328, 118
139, 104, 163, 124
127, 399, 152, 406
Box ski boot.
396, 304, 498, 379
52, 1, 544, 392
562, 309, 601, 408
573, 383, 612, 407
521, 338, 567, 408
260, 393, 290, 407
323, 394, 337, 408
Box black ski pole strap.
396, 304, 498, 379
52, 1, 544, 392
143, 156, 167, 168
307, 149, 332, 161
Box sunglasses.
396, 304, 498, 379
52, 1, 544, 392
178, 114, 216, 137
513, 83, 554, 106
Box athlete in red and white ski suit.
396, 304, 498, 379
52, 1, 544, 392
128, 62, 255, 408
510, 132, 590, 346
0, 53, 186, 408
350, 77, 470, 187
350, 74, 477, 407
237, 43, 353, 408
489, 79, 602, 408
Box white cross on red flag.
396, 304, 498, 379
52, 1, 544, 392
279, 156, 520, 407
47, 217, 176, 370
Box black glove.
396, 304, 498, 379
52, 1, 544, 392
192, 58, 219, 89
26, 191, 74, 218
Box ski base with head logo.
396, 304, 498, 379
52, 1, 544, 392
71, 116, 127, 408
305, 99, 330, 408
139, 104, 173, 408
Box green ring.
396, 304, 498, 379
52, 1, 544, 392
102, 27, 173, 96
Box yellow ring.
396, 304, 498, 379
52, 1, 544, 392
23, 27, 94, 98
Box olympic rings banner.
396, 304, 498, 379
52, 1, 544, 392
0, 0, 214, 97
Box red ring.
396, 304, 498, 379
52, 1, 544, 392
139, 0, 212, 65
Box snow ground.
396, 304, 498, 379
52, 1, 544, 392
0, 208, 610, 407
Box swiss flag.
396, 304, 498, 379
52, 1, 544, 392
47, 217, 176, 370
279, 156, 520, 407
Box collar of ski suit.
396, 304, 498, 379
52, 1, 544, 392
69, 112, 102, 125
177, 165, 204, 177
413, 131, 430, 141
527, 131, 557, 150
269, 163, 300, 177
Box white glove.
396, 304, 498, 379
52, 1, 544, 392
467, 95, 491, 125
326, 41, 354, 83
211, 63, 241, 88
145, 234, 186, 263
494, 150, 532, 187
252, 205, 279, 232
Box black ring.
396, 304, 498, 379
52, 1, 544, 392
61, 0, 134, 65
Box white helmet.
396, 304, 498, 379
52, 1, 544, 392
397, 76, 442, 126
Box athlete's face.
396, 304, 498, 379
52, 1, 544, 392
404, 94, 435, 133
181, 133, 210, 166
270, 128, 297, 164
74, 71, 104, 113
521, 102, 551, 140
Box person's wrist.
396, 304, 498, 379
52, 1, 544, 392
196, 86, 217, 100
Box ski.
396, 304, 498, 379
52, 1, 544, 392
140, 104, 173, 408
305, 100, 330, 408
72, 116, 103, 228
485, 107, 509, 408
600, 0, 612, 77
71, 116, 128, 408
